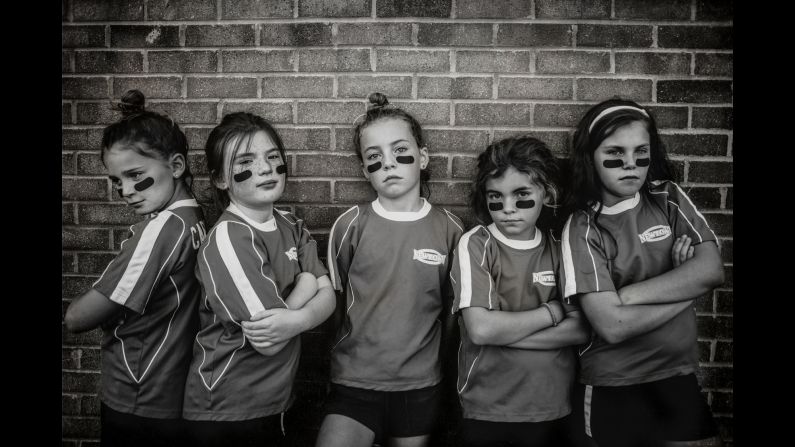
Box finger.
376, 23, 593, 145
687, 246, 694, 259
249, 310, 269, 321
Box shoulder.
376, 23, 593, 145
458, 225, 491, 251
330, 205, 362, 233
435, 207, 465, 234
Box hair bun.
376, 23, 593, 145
115, 89, 146, 116
367, 92, 389, 109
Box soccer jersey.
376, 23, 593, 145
452, 224, 576, 422
183, 203, 328, 421
92, 199, 206, 418
561, 180, 718, 386
327, 198, 464, 391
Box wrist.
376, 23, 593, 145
541, 302, 558, 327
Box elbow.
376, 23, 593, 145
710, 265, 726, 289
466, 324, 494, 346
594, 325, 630, 345
64, 311, 84, 334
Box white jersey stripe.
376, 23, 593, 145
109, 211, 171, 306
561, 215, 578, 298
671, 183, 718, 243
216, 223, 267, 317
443, 208, 464, 233
456, 227, 479, 309
328, 206, 359, 291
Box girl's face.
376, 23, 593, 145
485, 166, 547, 240
104, 143, 182, 215
360, 118, 428, 201
219, 130, 286, 211
593, 120, 650, 207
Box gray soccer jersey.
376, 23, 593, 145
327, 199, 464, 391
452, 224, 576, 422
92, 199, 206, 418
183, 204, 328, 421
561, 181, 718, 386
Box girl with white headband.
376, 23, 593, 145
560, 98, 725, 447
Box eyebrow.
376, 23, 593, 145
364, 139, 410, 151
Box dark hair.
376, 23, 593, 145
353, 92, 431, 198
566, 97, 674, 212
471, 135, 561, 232
101, 89, 192, 185
204, 112, 288, 212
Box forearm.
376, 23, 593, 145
64, 289, 123, 333
284, 272, 319, 309
250, 339, 290, 357
619, 242, 724, 305
463, 306, 554, 346
506, 312, 589, 350
292, 283, 335, 332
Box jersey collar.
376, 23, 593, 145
166, 198, 199, 210
592, 192, 641, 215
226, 203, 278, 232
487, 223, 543, 250
371, 197, 431, 222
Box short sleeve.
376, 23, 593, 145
560, 211, 617, 299
295, 218, 329, 279
658, 181, 718, 246
327, 206, 359, 292
452, 227, 498, 312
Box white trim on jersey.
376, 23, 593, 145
328, 206, 359, 291
562, 216, 578, 298
651, 183, 718, 244
456, 226, 495, 310
195, 325, 248, 391
167, 198, 199, 210
457, 343, 483, 394
227, 202, 278, 232
201, 227, 240, 323
443, 208, 464, 233
371, 197, 431, 221
142, 212, 186, 314
331, 281, 357, 350
108, 211, 172, 306
487, 223, 542, 250
592, 192, 640, 215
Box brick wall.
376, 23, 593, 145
62, 1, 734, 445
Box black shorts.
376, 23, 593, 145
100, 403, 187, 447
458, 416, 585, 447
183, 412, 287, 447
324, 382, 441, 443
581, 374, 719, 447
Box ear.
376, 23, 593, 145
211, 170, 229, 191
169, 153, 186, 178
419, 146, 429, 170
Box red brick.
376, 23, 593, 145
718, 238, 732, 263
692, 107, 733, 129
62, 394, 80, 415
658, 26, 733, 49
187, 77, 257, 98
62, 371, 101, 393
295, 154, 362, 177
62, 178, 108, 201
77, 253, 118, 275
683, 186, 722, 210
426, 130, 490, 153
697, 340, 711, 362
646, 106, 689, 129
662, 134, 728, 157
535, 0, 609, 18
63, 228, 110, 250
110, 26, 180, 48
456, 0, 531, 18
62, 324, 103, 345
222, 0, 293, 19
147, 0, 216, 20
715, 417, 732, 441
336, 23, 413, 45
78, 348, 102, 370
696, 0, 733, 21
339, 76, 412, 99
428, 182, 470, 205
261, 76, 332, 98
694, 291, 713, 313
702, 212, 732, 236
299, 0, 370, 17
298, 102, 363, 124
62, 417, 101, 438
695, 53, 733, 76
112, 77, 182, 99
78, 203, 139, 225
714, 340, 732, 362
722, 265, 732, 289
452, 156, 478, 179
75, 51, 143, 73
615, 52, 691, 75
577, 78, 652, 102
711, 392, 733, 413
697, 316, 733, 339
191, 179, 215, 204
334, 181, 376, 203
496, 24, 572, 47
187, 151, 207, 176
63, 26, 105, 48
696, 365, 732, 389
392, 101, 450, 125
493, 130, 570, 156
63, 151, 76, 173
261, 24, 333, 46
418, 24, 493, 47
62, 276, 96, 301
63, 253, 75, 273
533, 103, 591, 127
300, 49, 371, 72
72, 0, 144, 21
577, 25, 653, 48
63, 50, 73, 73
725, 188, 732, 209
185, 127, 213, 150
185, 25, 256, 47
76, 102, 121, 124
294, 206, 351, 230
113, 228, 135, 250
658, 80, 732, 103
537, 51, 610, 74
427, 155, 449, 178
149, 51, 218, 73
377, 0, 451, 17
498, 77, 572, 100
221, 101, 292, 124
457, 51, 530, 73
280, 180, 331, 203
222, 50, 295, 73
132, 101, 214, 125
63, 204, 76, 225
615, 0, 691, 20
81, 395, 101, 415
418, 76, 492, 99
62, 77, 108, 99
280, 128, 332, 151
376, 50, 449, 72
64, 129, 103, 151
335, 128, 356, 152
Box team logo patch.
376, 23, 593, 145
413, 249, 446, 265
638, 225, 672, 243
532, 271, 556, 286
285, 247, 298, 261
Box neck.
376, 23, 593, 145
231, 200, 274, 223
377, 190, 423, 212
161, 181, 192, 211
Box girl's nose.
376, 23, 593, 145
381, 153, 397, 170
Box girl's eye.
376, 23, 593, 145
366, 153, 381, 161
130, 172, 143, 181
487, 193, 500, 200
636, 148, 649, 155
517, 191, 531, 199
606, 150, 621, 156
238, 159, 252, 166
394, 146, 408, 153
267, 154, 281, 161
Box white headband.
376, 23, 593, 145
588, 105, 649, 134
